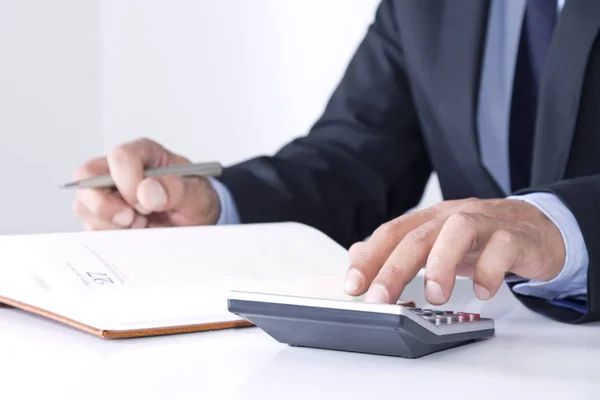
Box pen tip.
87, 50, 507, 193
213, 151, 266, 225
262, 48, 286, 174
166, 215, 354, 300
59, 182, 77, 189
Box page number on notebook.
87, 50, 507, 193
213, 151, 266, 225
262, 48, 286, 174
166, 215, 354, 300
86, 271, 115, 285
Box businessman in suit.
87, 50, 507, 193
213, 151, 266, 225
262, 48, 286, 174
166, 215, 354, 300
71, 0, 600, 324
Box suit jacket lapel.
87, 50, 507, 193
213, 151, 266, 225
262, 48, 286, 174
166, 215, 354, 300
532, 0, 600, 185
436, 0, 504, 199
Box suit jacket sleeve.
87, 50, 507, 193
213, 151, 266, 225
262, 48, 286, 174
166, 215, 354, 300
514, 175, 600, 323
217, 0, 432, 248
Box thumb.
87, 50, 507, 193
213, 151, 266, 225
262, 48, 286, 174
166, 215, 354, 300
136, 175, 219, 223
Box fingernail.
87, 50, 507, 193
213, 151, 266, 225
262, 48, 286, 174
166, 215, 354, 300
364, 284, 389, 303
425, 280, 445, 304
344, 269, 364, 294
112, 209, 134, 227
474, 283, 491, 300
144, 180, 167, 209
130, 215, 147, 229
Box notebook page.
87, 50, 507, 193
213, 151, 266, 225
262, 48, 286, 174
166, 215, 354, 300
0, 222, 354, 330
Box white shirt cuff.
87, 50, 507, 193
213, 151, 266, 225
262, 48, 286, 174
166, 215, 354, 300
208, 177, 241, 225
507, 192, 588, 300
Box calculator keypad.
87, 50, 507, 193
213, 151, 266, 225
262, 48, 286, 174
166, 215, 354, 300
408, 308, 480, 325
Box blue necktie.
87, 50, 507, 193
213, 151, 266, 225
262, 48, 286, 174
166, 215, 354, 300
508, 0, 557, 191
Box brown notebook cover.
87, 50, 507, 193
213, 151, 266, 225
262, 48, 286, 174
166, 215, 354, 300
0, 295, 254, 339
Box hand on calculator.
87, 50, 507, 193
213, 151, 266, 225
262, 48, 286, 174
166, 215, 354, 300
343, 197, 566, 306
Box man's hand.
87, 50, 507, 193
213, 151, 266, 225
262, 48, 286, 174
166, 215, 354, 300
72, 138, 221, 230
344, 198, 566, 305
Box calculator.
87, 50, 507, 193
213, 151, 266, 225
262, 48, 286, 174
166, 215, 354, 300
226, 291, 495, 358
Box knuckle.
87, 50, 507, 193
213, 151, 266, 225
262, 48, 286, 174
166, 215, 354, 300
108, 145, 135, 164
134, 137, 161, 155
382, 264, 406, 282
457, 197, 481, 212
350, 248, 374, 268
381, 265, 411, 288
493, 229, 517, 247
404, 227, 431, 246
374, 221, 399, 238
446, 212, 480, 249
447, 211, 476, 230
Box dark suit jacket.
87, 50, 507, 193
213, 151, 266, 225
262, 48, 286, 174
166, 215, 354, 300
218, 0, 600, 324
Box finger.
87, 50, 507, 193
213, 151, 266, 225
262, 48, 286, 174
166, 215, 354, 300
364, 218, 444, 303
345, 242, 367, 294
73, 198, 124, 230
72, 156, 133, 227
76, 188, 135, 228
424, 212, 496, 305
135, 175, 215, 223
106, 138, 173, 208
345, 208, 437, 296
72, 156, 109, 181
473, 230, 521, 300
130, 214, 149, 229
74, 198, 148, 231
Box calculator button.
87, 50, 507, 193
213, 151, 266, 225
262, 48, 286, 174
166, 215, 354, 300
456, 314, 468, 322
455, 312, 480, 322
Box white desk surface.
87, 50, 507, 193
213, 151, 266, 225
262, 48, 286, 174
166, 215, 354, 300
1, 275, 599, 400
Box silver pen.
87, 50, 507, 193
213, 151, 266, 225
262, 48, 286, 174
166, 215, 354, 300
60, 161, 223, 189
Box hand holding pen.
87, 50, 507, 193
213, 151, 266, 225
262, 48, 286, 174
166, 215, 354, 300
64, 138, 224, 230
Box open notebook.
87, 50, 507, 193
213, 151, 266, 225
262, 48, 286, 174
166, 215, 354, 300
0, 222, 413, 339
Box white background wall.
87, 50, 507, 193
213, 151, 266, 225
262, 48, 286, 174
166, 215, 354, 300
0, 0, 102, 234
0, 0, 441, 235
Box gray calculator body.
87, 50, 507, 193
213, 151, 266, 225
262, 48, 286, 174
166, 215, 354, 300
227, 291, 495, 359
